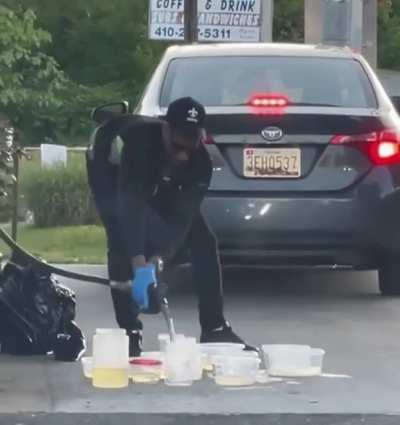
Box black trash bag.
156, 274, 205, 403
0, 261, 86, 361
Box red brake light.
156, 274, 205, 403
377, 141, 398, 159
331, 130, 400, 165
248, 93, 291, 115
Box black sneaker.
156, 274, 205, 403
200, 323, 259, 352
128, 330, 143, 357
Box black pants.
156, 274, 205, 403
87, 156, 225, 332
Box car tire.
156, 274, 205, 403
379, 253, 400, 296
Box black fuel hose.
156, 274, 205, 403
0, 226, 109, 286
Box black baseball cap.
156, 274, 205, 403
166, 97, 206, 135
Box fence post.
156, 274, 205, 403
11, 150, 19, 241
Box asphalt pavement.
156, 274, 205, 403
2, 265, 400, 424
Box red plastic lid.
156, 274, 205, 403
130, 358, 162, 366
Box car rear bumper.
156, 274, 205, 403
217, 247, 376, 269
202, 187, 400, 268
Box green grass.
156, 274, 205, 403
20, 149, 86, 190
0, 150, 107, 263
0, 224, 107, 264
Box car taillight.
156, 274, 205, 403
331, 130, 400, 166
248, 93, 291, 115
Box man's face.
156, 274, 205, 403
167, 127, 202, 164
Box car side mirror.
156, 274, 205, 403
91, 101, 130, 124
390, 96, 400, 115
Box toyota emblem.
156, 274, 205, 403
261, 127, 284, 141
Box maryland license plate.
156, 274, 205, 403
243, 148, 301, 178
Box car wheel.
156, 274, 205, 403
379, 253, 400, 296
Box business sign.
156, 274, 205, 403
149, 0, 184, 41
148, 0, 262, 42
198, 0, 261, 42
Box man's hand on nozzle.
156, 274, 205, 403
149, 255, 164, 273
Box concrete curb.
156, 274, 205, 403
1, 414, 400, 425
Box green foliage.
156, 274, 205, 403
273, 0, 304, 43
19, 0, 165, 144
0, 6, 67, 140
22, 161, 98, 228
378, 0, 400, 70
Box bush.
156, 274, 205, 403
23, 161, 98, 228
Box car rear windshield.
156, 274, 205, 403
160, 56, 377, 109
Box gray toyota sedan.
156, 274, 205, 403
135, 43, 400, 295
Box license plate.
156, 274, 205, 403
243, 148, 301, 178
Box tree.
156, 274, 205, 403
378, 0, 400, 70
0, 5, 68, 147
273, 0, 304, 43
20, 0, 166, 144
0, 5, 68, 212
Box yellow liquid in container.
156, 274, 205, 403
215, 375, 255, 387
130, 372, 160, 384
92, 368, 129, 388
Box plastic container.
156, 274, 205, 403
200, 343, 245, 352
212, 355, 261, 386
201, 343, 256, 371
158, 333, 185, 353
262, 344, 311, 375
255, 369, 270, 384
81, 356, 93, 378
310, 348, 325, 375
262, 345, 325, 377
158, 334, 171, 353
92, 329, 129, 388
141, 351, 164, 361
186, 337, 203, 381
129, 358, 162, 384
164, 337, 195, 386
200, 343, 246, 371
96, 328, 127, 335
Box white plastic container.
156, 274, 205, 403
158, 333, 184, 353
256, 369, 270, 384
81, 356, 93, 378
186, 337, 203, 381
212, 355, 261, 386
141, 351, 164, 361
92, 329, 129, 388
200, 343, 246, 371
200, 343, 245, 353
310, 348, 325, 375
164, 337, 195, 386
262, 344, 325, 377
262, 344, 311, 373
158, 334, 171, 353
96, 328, 127, 335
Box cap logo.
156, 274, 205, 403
187, 107, 199, 123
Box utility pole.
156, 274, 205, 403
184, 0, 198, 43
304, 0, 378, 68
362, 0, 377, 69
260, 0, 274, 42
